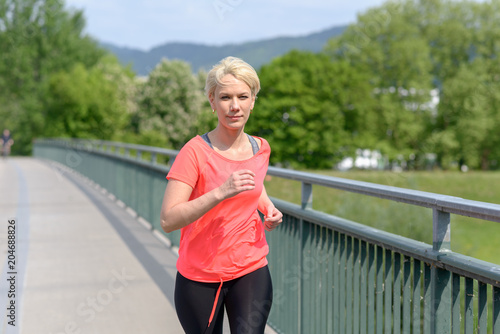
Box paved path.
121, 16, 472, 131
0, 157, 184, 334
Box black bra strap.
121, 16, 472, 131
201, 133, 259, 155
247, 135, 259, 155
201, 132, 213, 148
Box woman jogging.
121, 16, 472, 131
160, 56, 282, 334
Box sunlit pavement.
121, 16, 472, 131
1, 157, 183, 334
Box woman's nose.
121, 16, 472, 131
230, 98, 240, 111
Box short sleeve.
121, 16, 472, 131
166, 139, 201, 189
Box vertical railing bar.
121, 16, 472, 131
316, 226, 323, 334
402, 256, 411, 334
376, 246, 384, 334
360, 241, 368, 334
301, 222, 311, 334
333, 231, 340, 334
298, 217, 303, 334
368, 244, 376, 334
413, 259, 421, 334
327, 229, 334, 334
393, 252, 401, 334
493, 286, 500, 334
314, 226, 320, 334
346, 236, 353, 334
384, 249, 393, 334
477, 282, 487, 334
287, 216, 298, 334
451, 274, 461, 334
304, 223, 312, 334
431, 267, 452, 333
320, 227, 328, 334
423, 262, 432, 334
354, 238, 361, 334
464, 277, 474, 334
283, 216, 293, 334
340, 234, 347, 334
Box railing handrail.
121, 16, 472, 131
36, 138, 500, 225
267, 166, 500, 224
38, 138, 180, 157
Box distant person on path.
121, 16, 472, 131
160, 56, 283, 334
1, 129, 14, 158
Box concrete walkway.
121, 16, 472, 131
0, 157, 183, 334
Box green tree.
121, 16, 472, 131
192, 69, 218, 136
247, 50, 375, 168
436, 58, 500, 170
0, 0, 105, 154
45, 57, 129, 139
136, 59, 205, 149
325, 1, 434, 164
324, 0, 500, 169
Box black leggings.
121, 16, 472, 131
174, 266, 273, 334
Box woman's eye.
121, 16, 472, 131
240, 96, 248, 100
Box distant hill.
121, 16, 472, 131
101, 25, 347, 76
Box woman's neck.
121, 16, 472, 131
209, 126, 248, 152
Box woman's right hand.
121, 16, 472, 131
217, 169, 256, 200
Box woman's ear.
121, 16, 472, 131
208, 93, 215, 109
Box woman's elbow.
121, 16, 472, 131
160, 211, 176, 233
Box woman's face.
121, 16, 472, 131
209, 74, 255, 131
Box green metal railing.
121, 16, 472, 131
33, 138, 500, 334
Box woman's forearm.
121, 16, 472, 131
161, 187, 224, 233
161, 170, 257, 233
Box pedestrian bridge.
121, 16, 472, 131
1, 138, 500, 334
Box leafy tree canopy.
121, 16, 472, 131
0, 0, 106, 154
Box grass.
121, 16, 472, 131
264, 170, 500, 265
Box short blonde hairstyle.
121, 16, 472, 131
205, 57, 260, 99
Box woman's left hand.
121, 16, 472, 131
264, 205, 283, 231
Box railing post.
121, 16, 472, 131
433, 209, 451, 252
151, 152, 157, 165
301, 182, 313, 210
431, 208, 452, 334
136, 150, 142, 160
299, 181, 312, 333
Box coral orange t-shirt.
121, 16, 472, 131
166, 135, 270, 283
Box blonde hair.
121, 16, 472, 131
205, 57, 260, 99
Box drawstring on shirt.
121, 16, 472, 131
207, 278, 224, 328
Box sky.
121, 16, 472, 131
64, 0, 394, 51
